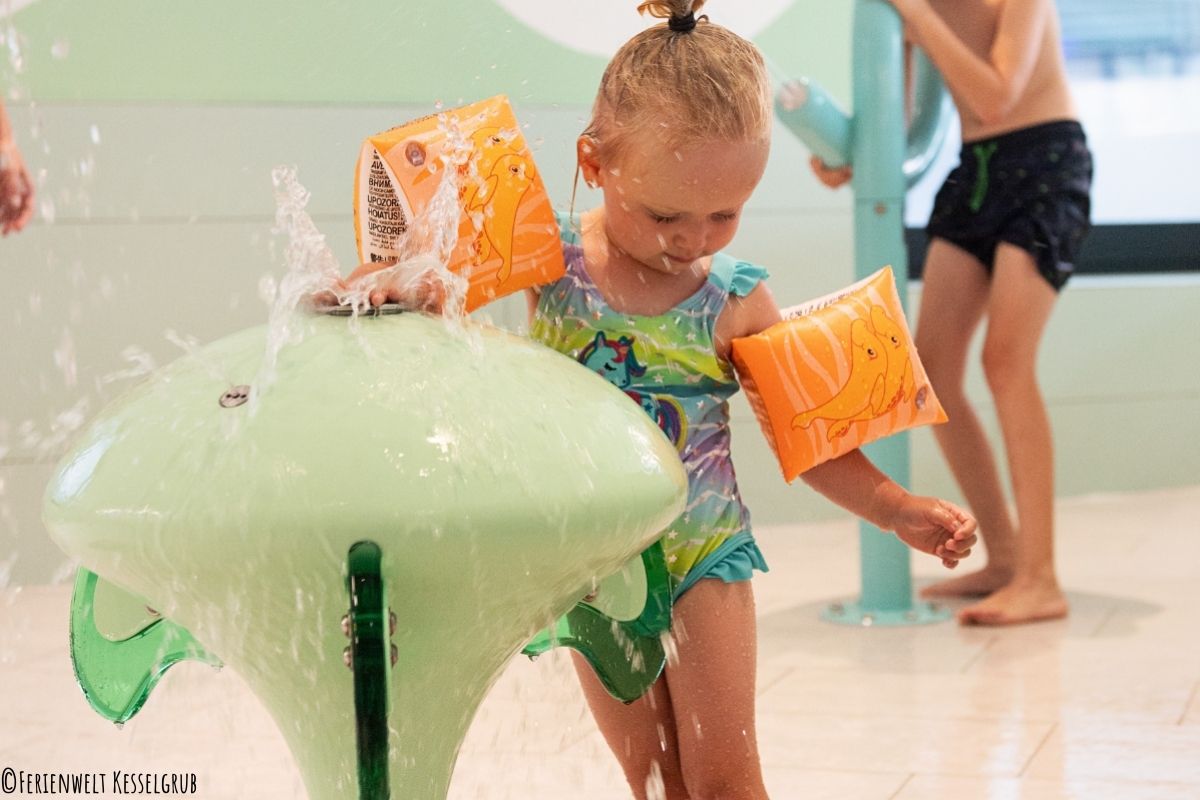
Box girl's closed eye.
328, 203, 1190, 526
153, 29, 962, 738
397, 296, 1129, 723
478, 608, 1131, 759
648, 211, 679, 224
711, 211, 738, 222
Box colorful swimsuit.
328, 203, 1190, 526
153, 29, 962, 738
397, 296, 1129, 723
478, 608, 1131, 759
530, 217, 769, 599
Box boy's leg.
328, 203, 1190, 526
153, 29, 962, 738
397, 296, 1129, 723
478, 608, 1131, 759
958, 242, 1068, 625
665, 578, 767, 800
916, 238, 1018, 598
571, 651, 688, 799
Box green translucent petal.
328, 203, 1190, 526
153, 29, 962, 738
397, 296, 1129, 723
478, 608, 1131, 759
523, 541, 672, 703
69, 568, 221, 723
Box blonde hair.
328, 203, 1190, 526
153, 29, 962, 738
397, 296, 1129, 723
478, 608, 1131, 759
583, 0, 772, 165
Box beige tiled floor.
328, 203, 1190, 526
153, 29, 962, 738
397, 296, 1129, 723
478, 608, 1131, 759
2, 484, 1198, 799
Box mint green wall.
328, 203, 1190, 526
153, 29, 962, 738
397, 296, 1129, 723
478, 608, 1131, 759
2, 3, 1197, 586
13, 0, 606, 104
10, 0, 848, 104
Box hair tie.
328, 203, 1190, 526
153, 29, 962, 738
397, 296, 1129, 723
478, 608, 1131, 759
668, 11, 698, 33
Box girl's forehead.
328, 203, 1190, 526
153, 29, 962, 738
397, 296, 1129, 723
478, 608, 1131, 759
613, 138, 768, 199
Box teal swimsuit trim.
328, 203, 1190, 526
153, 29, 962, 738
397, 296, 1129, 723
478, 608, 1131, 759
671, 532, 770, 601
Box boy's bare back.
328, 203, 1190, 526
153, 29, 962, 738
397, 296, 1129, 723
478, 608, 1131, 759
922, 0, 1077, 140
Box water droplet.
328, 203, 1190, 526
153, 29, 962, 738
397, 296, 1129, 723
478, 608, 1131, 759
50, 39, 70, 60
89, 124, 101, 145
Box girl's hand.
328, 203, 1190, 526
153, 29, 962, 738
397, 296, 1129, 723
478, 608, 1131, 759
808, 156, 853, 190
345, 259, 450, 313
303, 260, 450, 314
889, 496, 977, 569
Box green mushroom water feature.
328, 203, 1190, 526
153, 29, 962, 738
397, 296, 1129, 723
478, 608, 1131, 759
43, 309, 687, 799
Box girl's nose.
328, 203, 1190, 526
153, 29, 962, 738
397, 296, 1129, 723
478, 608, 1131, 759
673, 221, 707, 253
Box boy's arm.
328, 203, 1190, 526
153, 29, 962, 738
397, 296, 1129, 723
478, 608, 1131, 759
890, 0, 1049, 126
805, 41, 913, 188
802, 449, 977, 567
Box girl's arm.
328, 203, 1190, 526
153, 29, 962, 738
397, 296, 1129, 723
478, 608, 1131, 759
803, 449, 977, 567
800, 450, 909, 532
890, 0, 1049, 126
713, 281, 782, 360
717, 280, 977, 566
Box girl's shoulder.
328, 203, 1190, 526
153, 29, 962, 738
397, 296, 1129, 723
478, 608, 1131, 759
708, 252, 770, 298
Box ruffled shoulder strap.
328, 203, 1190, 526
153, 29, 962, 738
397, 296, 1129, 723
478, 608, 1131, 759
708, 252, 770, 298
554, 209, 582, 246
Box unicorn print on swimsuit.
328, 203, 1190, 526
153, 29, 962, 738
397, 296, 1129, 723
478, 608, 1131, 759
577, 331, 685, 449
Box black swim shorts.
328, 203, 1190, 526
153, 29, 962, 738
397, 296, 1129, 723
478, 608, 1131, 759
926, 120, 1093, 291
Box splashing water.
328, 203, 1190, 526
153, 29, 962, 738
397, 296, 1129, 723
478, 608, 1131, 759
255, 108, 487, 403
2, 8, 24, 79
98, 346, 157, 386
337, 110, 475, 322
15, 398, 89, 461
253, 165, 345, 401
645, 760, 667, 800
164, 328, 231, 386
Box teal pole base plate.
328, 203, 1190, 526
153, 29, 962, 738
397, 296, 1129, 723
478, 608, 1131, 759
819, 598, 951, 627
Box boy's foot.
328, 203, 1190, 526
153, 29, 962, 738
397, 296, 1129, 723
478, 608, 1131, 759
956, 580, 1068, 626
919, 565, 1013, 599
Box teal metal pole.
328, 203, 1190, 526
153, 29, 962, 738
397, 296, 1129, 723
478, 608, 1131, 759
772, 0, 953, 625
849, 0, 915, 619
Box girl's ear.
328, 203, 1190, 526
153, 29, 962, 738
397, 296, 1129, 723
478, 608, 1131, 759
577, 135, 603, 188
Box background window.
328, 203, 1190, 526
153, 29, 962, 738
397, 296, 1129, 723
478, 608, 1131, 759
906, 0, 1200, 276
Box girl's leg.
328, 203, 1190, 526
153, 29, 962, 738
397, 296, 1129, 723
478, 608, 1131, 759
958, 242, 1068, 625
915, 239, 1019, 597
571, 577, 765, 799
571, 651, 688, 799
666, 579, 766, 800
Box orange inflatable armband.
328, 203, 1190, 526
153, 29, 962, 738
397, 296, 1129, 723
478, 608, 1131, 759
353, 95, 564, 312
731, 267, 947, 482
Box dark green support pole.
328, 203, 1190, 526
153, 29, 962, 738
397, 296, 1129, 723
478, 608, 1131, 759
346, 541, 390, 799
